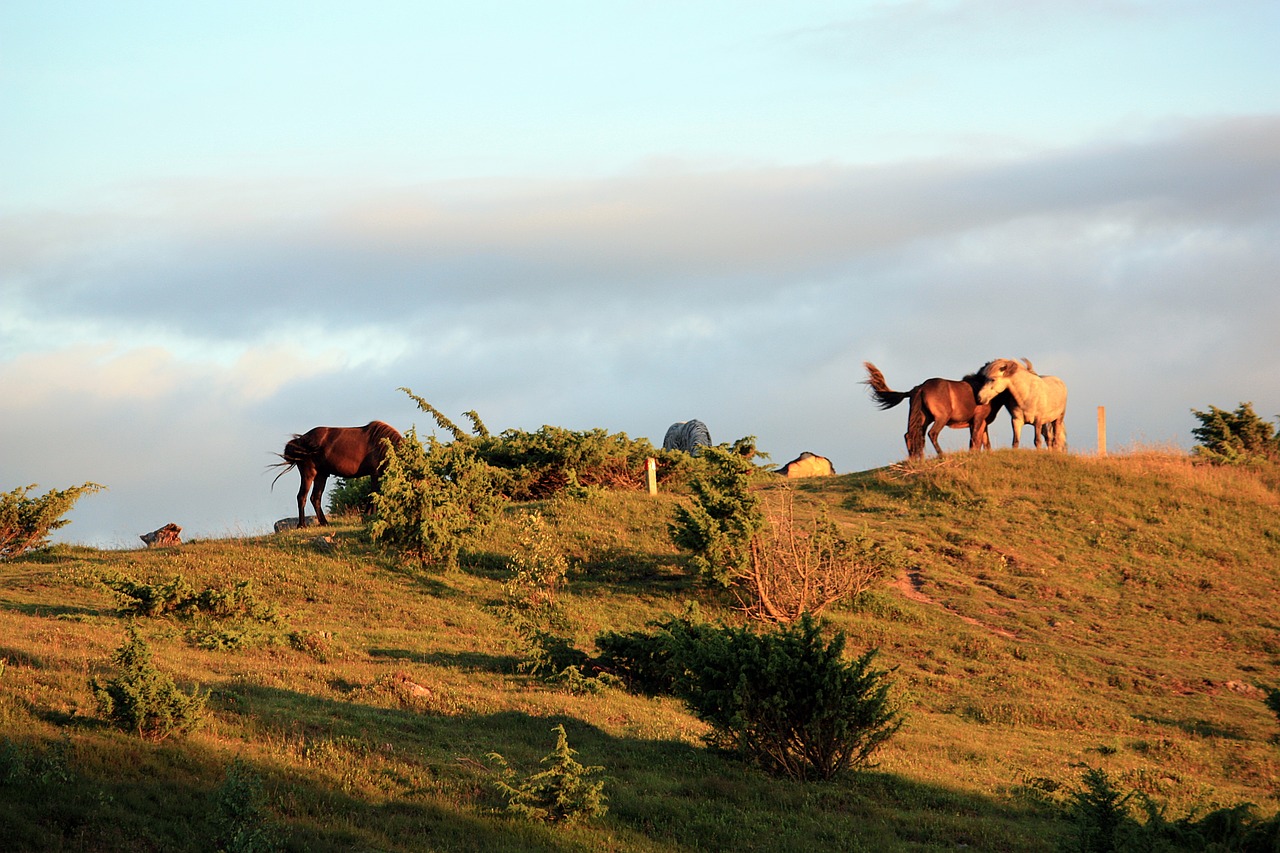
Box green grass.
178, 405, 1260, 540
2, 451, 1279, 851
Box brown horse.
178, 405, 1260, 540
863, 362, 1014, 460
271, 421, 403, 527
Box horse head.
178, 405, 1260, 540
976, 358, 1023, 404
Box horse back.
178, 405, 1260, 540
288, 423, 402, 478
1019, 373, 1068, 421
918, 378, 980, 427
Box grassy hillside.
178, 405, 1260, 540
2, 450, 1278, 851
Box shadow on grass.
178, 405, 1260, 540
1133, 713, 1251, 741
369, 647, 522, 674
5, 677, 1068, 852
0, 600, 112, 619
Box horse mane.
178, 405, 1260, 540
365, 420, 403, 446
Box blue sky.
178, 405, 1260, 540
3, 1, 1279, 545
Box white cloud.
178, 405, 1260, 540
3, 116, 1278, 545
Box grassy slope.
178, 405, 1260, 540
1, 450, 1278, 851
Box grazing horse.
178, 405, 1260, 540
271, 421, 403, 527
863, 362, 1014, 460
975, 359, 1067, 450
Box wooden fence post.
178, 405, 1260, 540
646, 457, 657, 495
1097, 406, 1107, 456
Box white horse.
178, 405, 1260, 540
976, 359, 1067, 450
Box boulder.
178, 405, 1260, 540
777, 452, 835, 478
274, 516, 318, 533
140, 523, 182, 548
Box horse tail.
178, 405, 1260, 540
268, 434, 311, 489
862, 362, 911, 410
905, 389, 928, 458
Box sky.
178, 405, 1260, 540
3, 1, 1278, 547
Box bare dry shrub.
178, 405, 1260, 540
739, 487, 888, 623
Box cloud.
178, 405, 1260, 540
3, 115, 1278, 544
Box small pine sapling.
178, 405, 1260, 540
488, 725, 608, 824
91, 625, 206, 741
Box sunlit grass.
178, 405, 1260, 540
2, 450, 1278, 850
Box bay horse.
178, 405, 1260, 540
271, 421, 403, 527
975, 358, 1067, 450
862, 362, 1015, 460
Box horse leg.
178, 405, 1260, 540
927, 417, 945, 456
969, 418, 988, 451
296, 463, 315, 528
1010, 413, 1024, 449
904, 428, 923, 460
311, 472, 330, 526
904, 403, 923, 460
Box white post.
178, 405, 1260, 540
646, 457, 658, 495
1097, 406, 1107, 456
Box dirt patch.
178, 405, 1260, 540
892, 568, 1019, 640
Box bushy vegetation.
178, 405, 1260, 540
1191, 401, 1279, 465
97, 572, 284, 650
494, 511, 581, 676
399, 387, 681, 500
369, 425, 504, 571
597, 613, 903, 781
669, 446, 889, 621
4, 446, 1280, 850
488, 725, 609, 824
326, 475, 374, 519
1064, 766, 1280, 852
90, 625, 206, 741
0, 482, 103, 560
668, 444, 765, 587
214, 759, 285, 853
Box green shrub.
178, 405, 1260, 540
504, 510, 569, 613
99, 574, 283, 650
214, 759, 284, 853
0, 736, 72, 788
90, 625, 206, 741
1265, 687, 1280, 725
668, 444, 766, 587
488, 725, 608, 824
326, 476, 374, 518
101, 574, 196, 618
598, 614, 903, 781
399, 387, 692, 499
670, 451, 883, 621
492, 510, 614, 690
1062, 766, 1280, 852
369, 426, 504, 571
1190, 402, 1279, 465
1, 482, 104, 560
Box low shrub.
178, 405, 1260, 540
326, 476, 374, 518
369, 426, 504, 571
1063, 766, 1280, 852
1190, 402, 1279, 465
214, 759, 285, 853
1, 482, 104, 560
597, 613, 903, 781
488, 724, 608, 824
90, 625, 206, 741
